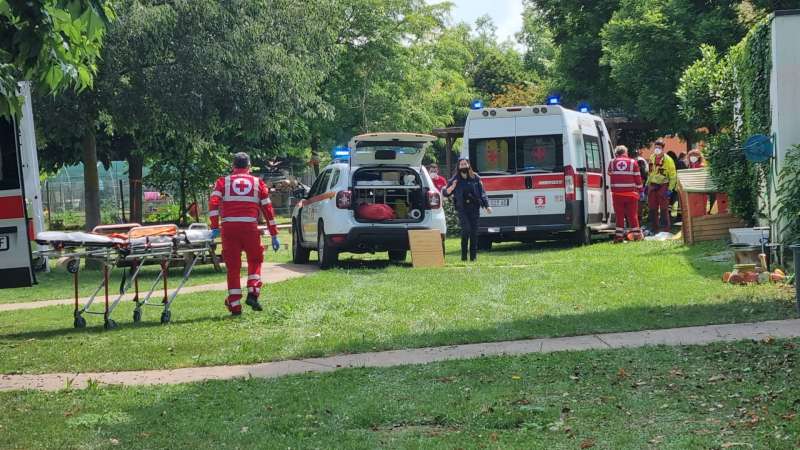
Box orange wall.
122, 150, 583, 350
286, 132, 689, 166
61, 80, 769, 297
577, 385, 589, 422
638, 136, 704, 159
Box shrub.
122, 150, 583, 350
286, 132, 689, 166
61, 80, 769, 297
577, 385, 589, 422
777, 146, 800, 244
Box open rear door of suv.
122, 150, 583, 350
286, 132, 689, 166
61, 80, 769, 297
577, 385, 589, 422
350, 133, 436, 168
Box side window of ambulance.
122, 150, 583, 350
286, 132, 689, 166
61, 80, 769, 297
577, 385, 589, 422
583, 135, 602, 173
469, 137, 515, 174
516, 135, 564, 173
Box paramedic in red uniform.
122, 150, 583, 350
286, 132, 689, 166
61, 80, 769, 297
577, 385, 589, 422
608, 145, 643, 242
209, 153, 280, 315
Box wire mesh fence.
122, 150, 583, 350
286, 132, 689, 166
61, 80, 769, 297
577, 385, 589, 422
43, 161, 313, 229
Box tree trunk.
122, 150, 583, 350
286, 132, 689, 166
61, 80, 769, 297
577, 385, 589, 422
82, 130, 101, 231
128, 154, 143, 224
310, 134, 320, 177
178, 170, 187, 226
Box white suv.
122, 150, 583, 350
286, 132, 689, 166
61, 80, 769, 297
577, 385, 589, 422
291, 133, 447, 269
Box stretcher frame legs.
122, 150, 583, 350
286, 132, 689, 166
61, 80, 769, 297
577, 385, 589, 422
66, 246, 209, 330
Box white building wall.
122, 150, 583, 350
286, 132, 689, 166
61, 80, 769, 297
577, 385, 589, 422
769, 11, 800, 242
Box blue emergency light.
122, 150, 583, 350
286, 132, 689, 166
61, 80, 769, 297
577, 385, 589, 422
332, 146, 350, 160
547, 94, 561, 105
578, 102, 590, 113
470, 99, 485, 110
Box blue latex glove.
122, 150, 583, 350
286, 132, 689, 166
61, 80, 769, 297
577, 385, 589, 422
210, 228, 220, 239
271, 235, 281, 252
663, 189, 672, 199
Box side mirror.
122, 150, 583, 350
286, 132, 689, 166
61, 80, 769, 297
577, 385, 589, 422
293, 185, 310, 199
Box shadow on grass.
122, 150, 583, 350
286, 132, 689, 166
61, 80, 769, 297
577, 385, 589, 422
309, 296, 798, 359
1, 315, 223, 341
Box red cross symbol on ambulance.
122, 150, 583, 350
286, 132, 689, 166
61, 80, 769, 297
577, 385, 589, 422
232, 177, 253, 195
534, 196, 546, 208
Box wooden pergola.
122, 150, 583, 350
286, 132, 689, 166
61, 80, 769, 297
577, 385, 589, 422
431, 126, 464, 177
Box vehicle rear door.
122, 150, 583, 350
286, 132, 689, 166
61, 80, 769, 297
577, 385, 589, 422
467, 117, 518, 228
581, 132, 606, 225
0, 117, 35, 288
514, 116, 566, 227
350, 134, 435, 168
596, 121, 613, 222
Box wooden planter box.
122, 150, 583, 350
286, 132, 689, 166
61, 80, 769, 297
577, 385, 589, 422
677, 168, 747, 244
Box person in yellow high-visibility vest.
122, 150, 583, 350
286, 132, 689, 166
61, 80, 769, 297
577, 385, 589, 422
646, 140, 677, 233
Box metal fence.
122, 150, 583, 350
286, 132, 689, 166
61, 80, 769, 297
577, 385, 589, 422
43, 161, 314, 229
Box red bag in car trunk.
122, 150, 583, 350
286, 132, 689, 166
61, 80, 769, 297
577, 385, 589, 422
356, 203, 396, 221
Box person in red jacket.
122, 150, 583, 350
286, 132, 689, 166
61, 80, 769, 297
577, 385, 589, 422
209, 153, 280, 315
687, 149, 705, 168
428, 163, 447, 192
608, 145, 643, 243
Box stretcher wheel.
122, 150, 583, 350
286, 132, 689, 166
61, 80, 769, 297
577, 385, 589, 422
160, 310, 171, 324
133, 309, 142, 323
104, 319, 118, 330
66, 259, 80, 274
73, 314, 86, 329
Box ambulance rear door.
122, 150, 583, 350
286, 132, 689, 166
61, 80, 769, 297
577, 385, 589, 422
0, 117, 35, 288
514, 114, 566, 227
578, 116, 606, 225
466, 117, 518, 228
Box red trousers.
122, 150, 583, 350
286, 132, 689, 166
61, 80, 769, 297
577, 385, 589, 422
221, 223, 264, 313
647, 184, 671, 233
612, 194, 641, 241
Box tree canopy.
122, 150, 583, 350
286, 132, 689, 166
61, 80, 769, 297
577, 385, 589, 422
0, 0, 113, 116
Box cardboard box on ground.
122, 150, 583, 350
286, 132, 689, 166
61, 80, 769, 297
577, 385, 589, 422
408, 229, 445, 268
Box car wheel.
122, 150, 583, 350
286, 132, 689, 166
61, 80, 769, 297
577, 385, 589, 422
317, 225, 338, 270
388, 250, 407, 262
292, 223, 310, 264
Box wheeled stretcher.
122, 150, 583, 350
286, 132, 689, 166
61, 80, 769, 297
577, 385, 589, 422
35, 223, 219, 330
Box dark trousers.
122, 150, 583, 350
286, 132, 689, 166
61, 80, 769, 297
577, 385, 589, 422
458, 209, 480, 261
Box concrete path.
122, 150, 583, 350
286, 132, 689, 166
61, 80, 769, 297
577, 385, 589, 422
2, 318, 798, 392
0, 263, 317, 313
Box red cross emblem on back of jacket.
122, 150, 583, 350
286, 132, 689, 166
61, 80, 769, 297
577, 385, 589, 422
232, 177, 254, 196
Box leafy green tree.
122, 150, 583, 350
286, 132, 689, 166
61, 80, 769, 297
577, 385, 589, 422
601, 0, 745, 140
36, 0, 341, 226
312, 0, 472, 149
525, 0, 620, 107
1, 0, 113, 116
516, 5, 555, 78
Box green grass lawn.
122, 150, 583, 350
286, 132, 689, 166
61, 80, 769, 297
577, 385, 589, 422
1, 230, 293, 304
0, 240, 794, 374
2, 338, 798, 449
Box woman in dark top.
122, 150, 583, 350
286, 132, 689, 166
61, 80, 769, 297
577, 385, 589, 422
443, 158, 492, 261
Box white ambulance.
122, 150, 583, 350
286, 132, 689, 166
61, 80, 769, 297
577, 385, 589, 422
461, 104, 614, 247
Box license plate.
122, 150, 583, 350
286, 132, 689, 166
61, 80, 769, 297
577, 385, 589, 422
488, 198, 509, 207
0, 235, 8, 251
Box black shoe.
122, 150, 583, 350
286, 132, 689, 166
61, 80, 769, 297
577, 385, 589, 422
245, 294, 263, 311
230, 310, 242, 317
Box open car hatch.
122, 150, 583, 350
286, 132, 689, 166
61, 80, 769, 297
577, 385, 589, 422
350, 132, 436, 168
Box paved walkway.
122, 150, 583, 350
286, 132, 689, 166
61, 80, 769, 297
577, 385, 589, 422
0, 263, 317, 312
2, 318, 798, 392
